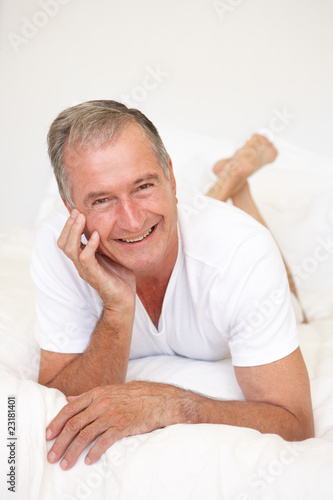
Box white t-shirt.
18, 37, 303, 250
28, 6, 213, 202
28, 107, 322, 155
31, 189, 299, 367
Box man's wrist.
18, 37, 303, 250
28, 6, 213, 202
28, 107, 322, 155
102, 291, 135, 314
166, 385, 201, 425
100, 305, 135, 333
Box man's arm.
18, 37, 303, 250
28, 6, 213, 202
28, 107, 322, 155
46, 347, 314, 470
38, 210, 136, 395
38, 308, 134, 394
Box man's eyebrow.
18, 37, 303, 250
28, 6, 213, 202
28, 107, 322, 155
84, 191, 111, 204
84, 174, 161, 204
133, 173, 160, 185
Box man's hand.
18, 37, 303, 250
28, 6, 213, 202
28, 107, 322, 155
45, 349, 314, 471
57, 209, 136, 311
38, 209, 137, 394
46, 381, 188, 470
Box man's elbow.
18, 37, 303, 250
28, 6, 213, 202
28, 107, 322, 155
38, 372, 52, 387
288, 410, 314, 441
298, 416, 315, 441
38, 373, 60, 391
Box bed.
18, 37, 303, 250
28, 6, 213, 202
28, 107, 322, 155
1, 129, 333, 499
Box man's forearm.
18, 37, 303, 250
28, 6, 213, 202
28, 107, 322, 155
178, 388, 314, 441
45, 309, 134, 396
46, 379, 314, 470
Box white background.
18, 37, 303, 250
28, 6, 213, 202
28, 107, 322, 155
1, 0, 333, 229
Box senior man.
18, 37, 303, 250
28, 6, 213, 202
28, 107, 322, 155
31, 100, 314, 471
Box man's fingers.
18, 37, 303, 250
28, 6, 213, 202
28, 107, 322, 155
58, 421, 106, 470
57, 212, 101, 281
47, 391, 118, 470
66, 395, 80, 402
84, 428, 120, 466
57, 209, 80, 251
47, 416, 83, 465
57, 210, 87, 267
60, 212, 86, 262
78, 231, 100, 269
53, 422, 120, 470
46, 388, 107, 467
46, 391, 94, 441
46, 383, 170, 470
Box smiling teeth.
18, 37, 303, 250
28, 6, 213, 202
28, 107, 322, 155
120, 227, 154, 243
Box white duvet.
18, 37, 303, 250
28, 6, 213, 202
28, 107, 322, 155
1, 132, 333, 499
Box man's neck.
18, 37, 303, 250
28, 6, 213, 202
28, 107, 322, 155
135, 236, 178, 329
136, 276, 170, 329
136, 253, 175, 297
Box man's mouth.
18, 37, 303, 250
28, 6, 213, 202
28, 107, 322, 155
118, 226, 155, 243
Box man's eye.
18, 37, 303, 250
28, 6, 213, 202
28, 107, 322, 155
138, 183, 152, 191
93, 198, 108, 205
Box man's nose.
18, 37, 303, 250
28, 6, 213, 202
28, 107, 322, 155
116, 197, 145, 232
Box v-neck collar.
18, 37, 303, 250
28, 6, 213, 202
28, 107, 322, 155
136, 225, 183, 336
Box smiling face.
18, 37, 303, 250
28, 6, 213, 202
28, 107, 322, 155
63, 123, 179, 278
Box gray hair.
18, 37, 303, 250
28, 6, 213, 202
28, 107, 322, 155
47, 100, 170, 207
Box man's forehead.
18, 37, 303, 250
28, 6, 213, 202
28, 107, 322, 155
63, 123, 154, 170
64, 123, 149, 158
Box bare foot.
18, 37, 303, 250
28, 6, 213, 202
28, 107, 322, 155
208, 134, 278, 201
213, 134, 278, 177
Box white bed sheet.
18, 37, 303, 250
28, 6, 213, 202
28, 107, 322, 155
1, 131, 333, 499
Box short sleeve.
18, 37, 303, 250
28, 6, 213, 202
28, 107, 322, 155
30, 214, 102, 353
223, 229, 299, 366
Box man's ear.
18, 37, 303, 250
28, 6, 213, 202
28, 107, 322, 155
61, 196, 73, 215
167, 156, 177, 200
